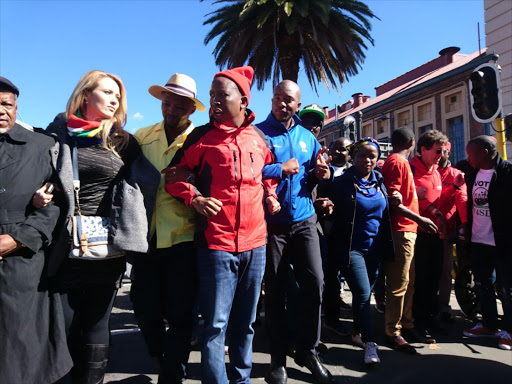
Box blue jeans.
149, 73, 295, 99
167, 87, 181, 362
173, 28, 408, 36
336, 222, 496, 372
342, 250, 380, 342
197, 246, 266, 384
471, 242, 512, 332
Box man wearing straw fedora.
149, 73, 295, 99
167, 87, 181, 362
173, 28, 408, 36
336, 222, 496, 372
131, 73, 206, 383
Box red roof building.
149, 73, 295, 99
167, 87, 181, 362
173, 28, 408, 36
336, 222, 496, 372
318, 47, 500, 164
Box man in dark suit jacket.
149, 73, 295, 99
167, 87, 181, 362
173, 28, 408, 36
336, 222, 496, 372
0, 76, 72, 384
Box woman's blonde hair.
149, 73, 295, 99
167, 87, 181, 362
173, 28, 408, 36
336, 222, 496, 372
66, 70, 129, 153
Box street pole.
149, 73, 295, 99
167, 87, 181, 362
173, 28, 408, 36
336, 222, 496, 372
495, 116, 507, 160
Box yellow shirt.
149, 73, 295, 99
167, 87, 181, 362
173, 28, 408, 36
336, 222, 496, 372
134, 120, 196, 249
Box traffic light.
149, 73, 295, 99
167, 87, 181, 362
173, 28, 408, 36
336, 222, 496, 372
469, 63, 502, 123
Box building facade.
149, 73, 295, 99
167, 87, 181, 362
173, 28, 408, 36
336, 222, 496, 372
319, 47, 502, 162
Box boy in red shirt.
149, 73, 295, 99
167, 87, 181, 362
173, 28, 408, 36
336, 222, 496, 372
381, 128, 438, 353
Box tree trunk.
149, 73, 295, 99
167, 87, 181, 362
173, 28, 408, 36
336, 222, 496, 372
276, 35, 301, 83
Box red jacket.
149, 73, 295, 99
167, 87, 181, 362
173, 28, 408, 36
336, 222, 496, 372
410, 155, 443, 233
438, 164, 468, 235
165, 112, 278, 252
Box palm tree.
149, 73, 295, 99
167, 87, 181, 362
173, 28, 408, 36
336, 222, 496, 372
202, 0, 378, 92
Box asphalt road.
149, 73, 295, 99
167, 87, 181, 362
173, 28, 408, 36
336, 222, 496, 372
105, 278, 511, 384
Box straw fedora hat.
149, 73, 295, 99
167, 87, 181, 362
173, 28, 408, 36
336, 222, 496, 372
148, 73, 206, 111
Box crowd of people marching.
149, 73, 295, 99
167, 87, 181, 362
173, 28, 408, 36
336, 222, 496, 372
0, 66, 510, 384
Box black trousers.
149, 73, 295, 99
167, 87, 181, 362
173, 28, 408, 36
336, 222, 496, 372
60, 285, 117, 367
265, 215, 324, 360
130, 241, 198, 383
413, 232, 443, 330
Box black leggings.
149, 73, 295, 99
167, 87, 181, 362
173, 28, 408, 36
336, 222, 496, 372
60, 286, 117, 348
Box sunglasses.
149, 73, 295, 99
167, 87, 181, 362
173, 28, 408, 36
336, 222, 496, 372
301, 119, 322, 130
434, 148, 449, 155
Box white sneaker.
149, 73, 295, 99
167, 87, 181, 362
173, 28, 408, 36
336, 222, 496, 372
351, 332, 365, 348
495, 330, 512, 350
364, 342, 380, 364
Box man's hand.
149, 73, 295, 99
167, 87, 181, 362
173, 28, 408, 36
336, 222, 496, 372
0, 234, 20, 260
388, 191, 403, 207
32, 182, 55, 209
313, 197, 334, 217
454, 172, 465, 188
282, 158, 299, 176
315, 147, 331, 180
418, 216, 438, 234
191, 196, 223, 217
162, 166, 192, 184
266, 196, 281, 215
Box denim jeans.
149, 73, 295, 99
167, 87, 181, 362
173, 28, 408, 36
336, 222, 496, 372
342, 250, 380, 342
197, 246, 265, 384
471, 242, 512, 332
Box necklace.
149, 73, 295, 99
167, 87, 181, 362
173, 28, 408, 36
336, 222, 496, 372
353, 176, 381, 197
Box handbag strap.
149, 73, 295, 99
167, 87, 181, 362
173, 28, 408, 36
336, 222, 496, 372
70, 139, 83, 215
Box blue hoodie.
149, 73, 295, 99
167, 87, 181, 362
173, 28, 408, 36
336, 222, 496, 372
257, 113, 321, 224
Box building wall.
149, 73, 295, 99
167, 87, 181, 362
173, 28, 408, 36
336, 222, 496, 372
318, 67, 485, 163
485, 0, 512, 115
484, 0, 512, 156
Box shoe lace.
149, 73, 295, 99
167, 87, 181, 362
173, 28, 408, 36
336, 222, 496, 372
496, 330, 511, 340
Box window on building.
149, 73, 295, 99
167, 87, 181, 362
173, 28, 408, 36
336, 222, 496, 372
362, 123, 372, 138
418, 103, 432, 121
445, 91, 462, 113
419, 124, 433, 135
376, 119, 385, 135
448, 116, 464, 164
397, 110, 411, 128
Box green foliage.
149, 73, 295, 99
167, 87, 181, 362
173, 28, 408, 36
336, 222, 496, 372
203, 0, 378, 93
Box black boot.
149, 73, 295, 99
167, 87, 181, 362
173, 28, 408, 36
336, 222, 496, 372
81, 344, 109, 384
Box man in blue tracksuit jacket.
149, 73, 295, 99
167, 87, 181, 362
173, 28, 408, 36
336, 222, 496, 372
257, 80, 333, 384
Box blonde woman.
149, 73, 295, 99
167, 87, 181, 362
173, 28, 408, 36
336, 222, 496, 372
41, 70, 159, 383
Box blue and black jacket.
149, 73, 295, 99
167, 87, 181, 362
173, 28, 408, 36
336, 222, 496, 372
257, 113, 323, 224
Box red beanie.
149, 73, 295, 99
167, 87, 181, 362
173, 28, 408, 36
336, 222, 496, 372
214, 66, 254, 105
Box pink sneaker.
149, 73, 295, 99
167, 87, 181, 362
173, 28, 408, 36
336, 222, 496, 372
463, 323, 496, 338
496, 330, 512, 351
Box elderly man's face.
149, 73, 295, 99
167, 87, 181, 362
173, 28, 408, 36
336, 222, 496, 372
0, 91, 17, 133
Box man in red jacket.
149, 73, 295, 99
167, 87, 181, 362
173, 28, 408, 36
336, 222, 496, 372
166, 66, 280, 383
410, 129, 448, 342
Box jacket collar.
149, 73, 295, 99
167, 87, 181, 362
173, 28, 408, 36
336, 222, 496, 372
410, 154, 437, 174
264, 112, 301, 132
212, 109, 256, 133
138, 120, 195, 146
2, 123, 29, 143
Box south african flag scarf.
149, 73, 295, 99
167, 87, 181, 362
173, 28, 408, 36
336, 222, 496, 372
67, 110, 104, 144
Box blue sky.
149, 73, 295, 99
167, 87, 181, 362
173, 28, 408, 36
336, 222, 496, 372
0, 0, 485, 133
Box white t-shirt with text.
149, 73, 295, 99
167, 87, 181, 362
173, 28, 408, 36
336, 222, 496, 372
471, 168, 495, 246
